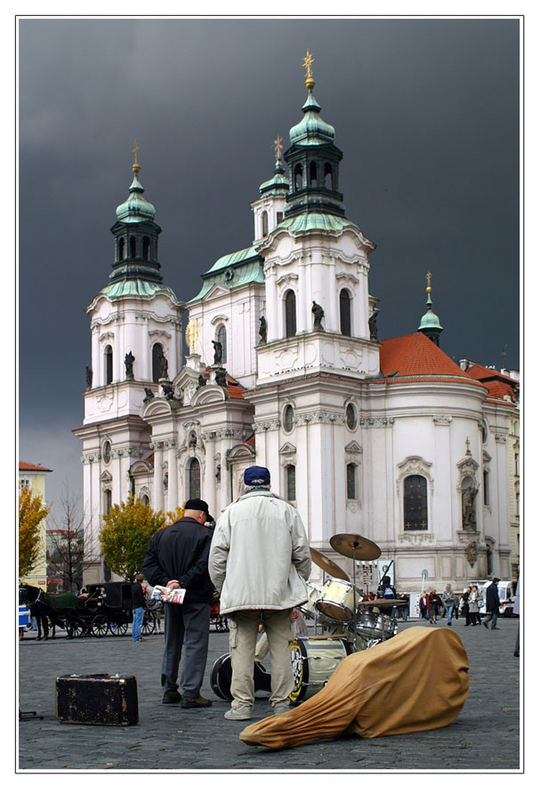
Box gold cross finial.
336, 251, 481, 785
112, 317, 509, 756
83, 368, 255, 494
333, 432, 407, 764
303, 49, 315, 89
426, 271, 432, 297
132, 139, 140, 174
273, 135, 283, 161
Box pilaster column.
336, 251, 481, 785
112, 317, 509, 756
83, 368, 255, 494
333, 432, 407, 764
153, 442, 164, 510
203, 433, 216, 511
167, 442, 178, 511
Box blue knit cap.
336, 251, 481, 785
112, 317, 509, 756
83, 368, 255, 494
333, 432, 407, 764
244, 466, 271, 486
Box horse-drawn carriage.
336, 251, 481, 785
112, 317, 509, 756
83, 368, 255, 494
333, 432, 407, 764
18, 582, 158, 639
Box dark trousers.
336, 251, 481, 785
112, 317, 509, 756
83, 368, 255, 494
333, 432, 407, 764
484, 609, 499, 629
161, 601, 210, 697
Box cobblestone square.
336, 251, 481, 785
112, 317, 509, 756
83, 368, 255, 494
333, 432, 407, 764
17, 617, 521, 772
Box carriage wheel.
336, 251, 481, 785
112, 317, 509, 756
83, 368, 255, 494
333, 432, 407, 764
141, 610, 156, 636
109, 620, 128, 636
91, 614, 109, 637
66, 619, 84, 638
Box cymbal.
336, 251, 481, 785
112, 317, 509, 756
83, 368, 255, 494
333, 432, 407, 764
330, 534, 381, 561
358, 599, 408, 606
309, 548, 350, 581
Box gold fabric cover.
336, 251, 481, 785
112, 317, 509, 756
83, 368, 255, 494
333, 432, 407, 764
239, 626, 469, 749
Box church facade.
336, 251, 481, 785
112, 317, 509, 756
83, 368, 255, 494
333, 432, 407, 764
74, 57, 518, 591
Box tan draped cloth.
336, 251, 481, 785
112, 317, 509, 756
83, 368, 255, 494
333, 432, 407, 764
240, 626, 469, 749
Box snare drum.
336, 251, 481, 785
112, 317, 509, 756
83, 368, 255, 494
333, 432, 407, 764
300, 581, 322, 619
374, 614, 398, 639
316, 578, 357, 621
289, 637, 350, 703
356, 608, 380, 637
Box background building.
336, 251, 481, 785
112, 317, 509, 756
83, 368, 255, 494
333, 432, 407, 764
18, 460, 52, 588
75, 59, 519, 592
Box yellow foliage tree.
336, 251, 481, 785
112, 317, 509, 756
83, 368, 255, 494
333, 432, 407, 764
99, 496, 169, 581
165, 503, 185, 526
19, 485, 48, 577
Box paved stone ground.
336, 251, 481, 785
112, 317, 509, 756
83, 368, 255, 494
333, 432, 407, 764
18, 616, 521, 772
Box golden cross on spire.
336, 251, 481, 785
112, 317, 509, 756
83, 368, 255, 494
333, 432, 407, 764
303, 49, 315, 89
132, 139, 140, 174
273, 135, 283, 161
426, 271, 432, 297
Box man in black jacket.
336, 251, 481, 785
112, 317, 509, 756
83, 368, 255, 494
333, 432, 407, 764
483, 578, 500, 630
143, 498, 215, 707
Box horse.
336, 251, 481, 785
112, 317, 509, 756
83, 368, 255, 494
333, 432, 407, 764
18, 584, 78, 639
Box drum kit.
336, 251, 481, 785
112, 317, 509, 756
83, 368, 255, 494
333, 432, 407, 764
211, 533, 408, 705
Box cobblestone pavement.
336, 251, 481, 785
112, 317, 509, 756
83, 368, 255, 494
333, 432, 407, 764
17, 617, 521, 772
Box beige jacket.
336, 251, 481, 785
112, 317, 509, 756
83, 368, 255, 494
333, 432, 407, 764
209, 489, 311, 614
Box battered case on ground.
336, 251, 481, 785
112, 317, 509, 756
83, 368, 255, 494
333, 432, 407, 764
55, 673, 138, 726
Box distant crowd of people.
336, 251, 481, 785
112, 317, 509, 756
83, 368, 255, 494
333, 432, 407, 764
418, 579, 502, 628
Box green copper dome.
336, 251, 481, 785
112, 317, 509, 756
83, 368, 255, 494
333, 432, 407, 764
289, 90, 336, 146
419, 307, 443, 331
259, 158, 289, 196
115, 173, 157, 223
418, 276, 443, 346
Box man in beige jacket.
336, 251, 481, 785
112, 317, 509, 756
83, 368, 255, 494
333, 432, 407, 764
209, 466, 311, 720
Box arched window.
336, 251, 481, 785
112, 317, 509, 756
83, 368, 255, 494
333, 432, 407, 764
261, 211, 268, 237
104, 345, 113, 385
118, 238, 125, 261
294, 164, 303, 191
346, 463, 357, 500
217, 325, 227, 363
284, 290, 297, 337
103, 488, 112, 516
188, 458, 201, 499
129, 236, 136, 258
340, 289, 352, 336
142, 236, 150, 260
403, 475, 428, 530
483, 470, 490, 505
283, 404, 294, 433
141, 494, 149, 506
286, 465, 296, 502
324, 163, 333, 190
309, 161, 318, 186
152, 343, 164, 383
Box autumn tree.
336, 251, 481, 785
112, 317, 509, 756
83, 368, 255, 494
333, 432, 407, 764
99, 496, 171, 581
47, 485, 86, 591
19, 485, 48, 577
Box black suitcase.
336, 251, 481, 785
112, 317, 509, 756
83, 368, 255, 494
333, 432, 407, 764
55, 673, 138, 726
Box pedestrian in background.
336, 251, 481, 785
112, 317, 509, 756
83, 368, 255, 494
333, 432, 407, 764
131, 574, 146, 643
209, 465, 311, 721
442, 584, 456, 626
469, 585, 482, 626
513, 574, 520, 657
428, 589, 441, 624
483, 577, 500, 630
419, 591, 429, 620
461, 586, 472, 626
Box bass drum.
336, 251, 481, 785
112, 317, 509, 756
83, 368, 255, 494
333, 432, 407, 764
299, 581, 322, 619
288, 637, 350, 704
316, 578, 357, 621
210, 653, 272, 701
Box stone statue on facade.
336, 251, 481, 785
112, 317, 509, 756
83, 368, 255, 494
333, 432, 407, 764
259, 316, 267, 343
85, 365, 93, 389
143, 387, 155, 402
215, 368, 227, 387
198, 373, 207, 386
465, 540, 478, 567
160, 354, 169, 380
462, 486, 478, 531
212, 340, 223, 364
124, 351, 135, 380
312, 301, 325, 330
369, 311, 379, 341
162, 382, 174, 400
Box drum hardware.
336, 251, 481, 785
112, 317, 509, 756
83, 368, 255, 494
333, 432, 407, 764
329, 534, 382, 563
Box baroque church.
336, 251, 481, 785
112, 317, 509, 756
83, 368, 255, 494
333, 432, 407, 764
74, 54, 519, 590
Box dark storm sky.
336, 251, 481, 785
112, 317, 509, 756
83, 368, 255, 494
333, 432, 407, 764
18, 17, 520, 517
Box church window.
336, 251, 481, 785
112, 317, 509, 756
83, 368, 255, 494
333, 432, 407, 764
261, 211, 268, 237
403, 475, 428, 530
188, 458, 201, 499
129, 236, 136, 258
283, 404, 294, 433
102, 440, 111, 465
514, 450, 519, 476
286, 464, 296, 502
143, 236, 150, 260
284, 290, 297, 337
118, 237, 125, 260
483, 470, 489, 505
141, 494, 149, 506
309, 161, 318, 186
104, 345, 113, 384
340, 289, 352, 336
346, 463, 357, 500
277, 212, 283, 224
345, 403, 357, 431
294, 164, 303, 191
217, 325, 227, 363
152, 343, 164, 383
324, 163, 333, 190
103, 488, 112, 516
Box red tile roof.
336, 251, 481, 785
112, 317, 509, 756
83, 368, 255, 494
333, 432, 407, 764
379, 333, 468, 378
466, 364, 519, 384
19, 461, 52, 472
